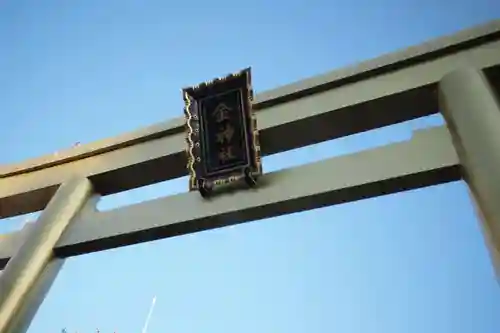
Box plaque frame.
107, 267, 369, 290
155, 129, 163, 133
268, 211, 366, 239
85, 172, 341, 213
182, 68, 262, 197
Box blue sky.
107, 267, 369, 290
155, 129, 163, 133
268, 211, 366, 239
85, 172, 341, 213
1, 1, 500, 333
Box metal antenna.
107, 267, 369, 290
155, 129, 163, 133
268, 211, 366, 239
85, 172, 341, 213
141, 296, 157, 333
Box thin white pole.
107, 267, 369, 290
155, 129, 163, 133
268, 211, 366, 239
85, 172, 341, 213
141, 296, 157, 333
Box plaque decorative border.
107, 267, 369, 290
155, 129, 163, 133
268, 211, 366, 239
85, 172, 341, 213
182, 68, 262, 197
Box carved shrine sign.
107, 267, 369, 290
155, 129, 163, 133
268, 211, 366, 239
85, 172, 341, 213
182, 68, 262, 197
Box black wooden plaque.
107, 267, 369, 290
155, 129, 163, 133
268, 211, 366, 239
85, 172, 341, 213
182, 68, 262, 192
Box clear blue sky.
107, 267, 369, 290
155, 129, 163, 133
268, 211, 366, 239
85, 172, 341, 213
1, 1, 500, 333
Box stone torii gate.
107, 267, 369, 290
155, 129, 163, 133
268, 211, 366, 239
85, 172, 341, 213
0, 19, 500, 333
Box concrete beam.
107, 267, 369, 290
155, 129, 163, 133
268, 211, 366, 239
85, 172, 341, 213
0, 125, 461, 264
0, 227, 31, 269
1, 19, 499, 180
55, 126, 461, 256
0, 20, 499, 219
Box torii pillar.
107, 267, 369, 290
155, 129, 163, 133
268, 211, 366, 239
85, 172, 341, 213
440, 67, 500, 280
